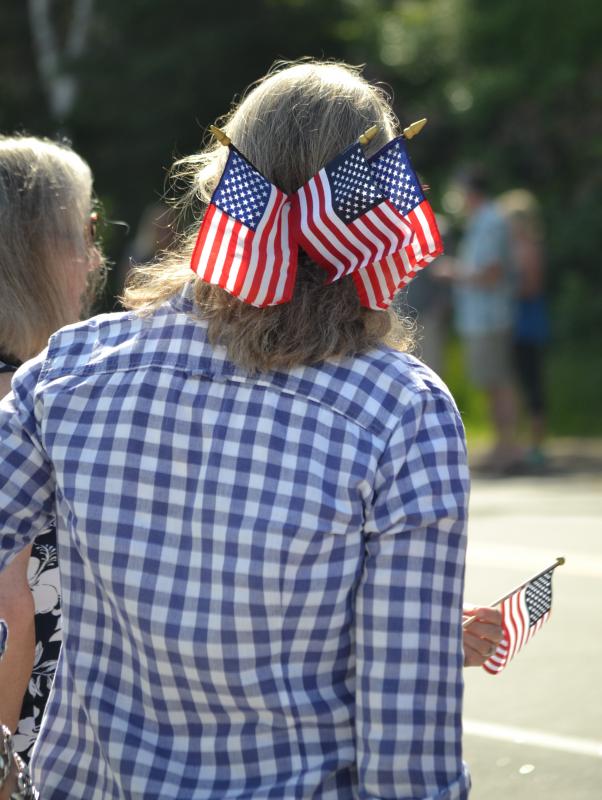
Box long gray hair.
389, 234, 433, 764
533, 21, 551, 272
0, 136, 98, 361
124, 60, 414, 370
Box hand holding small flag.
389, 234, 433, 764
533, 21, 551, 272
462, 605, 504, 667
464, 557, 565, 674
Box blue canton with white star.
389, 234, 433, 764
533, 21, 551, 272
325, 142, 385, 223
213, 148, 272, 230
369, 138, 425, 215
525, 571, 553, 627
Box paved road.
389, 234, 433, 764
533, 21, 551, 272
463, 446, 602, 799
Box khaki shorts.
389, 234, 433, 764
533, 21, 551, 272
463, 329, 514, 389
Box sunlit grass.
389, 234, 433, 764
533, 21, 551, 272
442, 337, 602, 440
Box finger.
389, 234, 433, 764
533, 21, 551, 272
464, 637, 498, 667
469, 606, 502, 625
464, 620, 503, 644
464, 629, 498, 657
464, 639, 496, 668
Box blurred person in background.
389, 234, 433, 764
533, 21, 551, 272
498, 189, 550, 469
438, 166, 522, 474
0, 136, 104, 770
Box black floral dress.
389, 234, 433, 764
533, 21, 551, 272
1, 358, 62, 762
13, 526, 62, 761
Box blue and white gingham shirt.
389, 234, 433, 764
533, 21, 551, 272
0, 285, 470, 799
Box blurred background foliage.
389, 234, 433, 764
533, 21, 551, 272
1, 0, 600, 433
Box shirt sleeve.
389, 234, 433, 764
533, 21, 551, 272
356, 385, 470, 799
0, 352, 55, 571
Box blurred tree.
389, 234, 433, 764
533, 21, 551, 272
456, 0, 602, 338
28, 0, 95, 120
2, 0, 356, 275
0, 0, 600, 338
0, 3, 49, 135
339, 0, 472, 196
71, 0, 356, 250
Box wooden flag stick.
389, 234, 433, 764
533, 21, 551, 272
463, 557, 565, 629
358, 125, 379, 146
359, 118, 427, 147
212, 119, 427, 150
403, 118, 427, 139
209, 125, 231, 147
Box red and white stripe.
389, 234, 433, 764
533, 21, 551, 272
353, 200, 443, 309
293, 168, 414, 284
190, 187, 297, 307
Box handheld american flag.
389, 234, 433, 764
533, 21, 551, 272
353, 136, 444, 309
482, 558, 564, 675
190, 146, 297, 307
293, 141, 415, 285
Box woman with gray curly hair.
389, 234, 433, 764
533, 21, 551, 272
0, 62, 497, 799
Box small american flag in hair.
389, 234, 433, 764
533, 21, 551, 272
190, 146, 297, 307
293, 141, 415, 285
353, 137, 443, 309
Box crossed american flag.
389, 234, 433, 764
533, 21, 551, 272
293, 141, 414, 286
191, 133, 442, 309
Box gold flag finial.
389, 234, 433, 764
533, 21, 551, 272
209, 125, 231, 147
403, 118, 427, 140
358, 125, 380, 146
